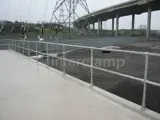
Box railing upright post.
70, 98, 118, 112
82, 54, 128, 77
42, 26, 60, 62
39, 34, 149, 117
14, 40, 15, 51
18, 42, 20, 57
9, 44, 11, 51
12, 41, 14, 51
142, 52, 149, 111
52, 46, 54, 68
46, 43, 49, 68
63, 45, 66, 74
15, 41, 17, 52
18, 42, 20, 53
23, 41, 25, 56
36, 43, 38, 63
90, 48, 93, 86
11, 40, 13, 51
13, 40, 14, 51
28, 42, 30, 58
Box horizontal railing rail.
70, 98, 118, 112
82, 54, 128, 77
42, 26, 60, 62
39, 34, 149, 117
3, 39, 159, 56
0, 44, 10, 50
2, 39, 160, 111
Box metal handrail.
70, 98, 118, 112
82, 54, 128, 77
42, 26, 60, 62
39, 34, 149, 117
4, 39, 160, 56
0, 44, 10, 50
7, 39, 160, 111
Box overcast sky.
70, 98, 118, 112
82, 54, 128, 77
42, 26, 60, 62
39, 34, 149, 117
0, 0, 160, 30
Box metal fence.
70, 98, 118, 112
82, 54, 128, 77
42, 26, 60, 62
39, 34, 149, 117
2, 39, 160, 111
0, 44, 10, 50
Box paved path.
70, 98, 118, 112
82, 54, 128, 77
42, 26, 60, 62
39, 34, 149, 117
0, 50, 155, 120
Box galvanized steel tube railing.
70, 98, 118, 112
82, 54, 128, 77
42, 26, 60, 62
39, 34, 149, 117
8, 39, 160, 111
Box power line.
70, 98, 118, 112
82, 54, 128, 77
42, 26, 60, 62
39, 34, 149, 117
7, 0, 11, 21
15, 0, 23, 22
43, 0, 49, 22
31, 0, 37, 22
27, 0, 33, 22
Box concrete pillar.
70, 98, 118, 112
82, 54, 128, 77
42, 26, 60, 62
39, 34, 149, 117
82, 24, 84, 29
116, 14, 119, 36
105, 20, 107, 35
93, 23, 95, 30
131, 14, 135, 36
146, 6, 151, 40
112, 18, 114, 36
88, 22, 90, 29
98, 18, 100, 36
100, 21, 103, 30
77, 23, 80, 29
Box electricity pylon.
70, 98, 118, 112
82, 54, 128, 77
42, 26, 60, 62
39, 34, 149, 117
50, 0, 90, 30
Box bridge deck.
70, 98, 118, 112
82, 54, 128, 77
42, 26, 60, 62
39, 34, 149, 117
0, 50, 154, 120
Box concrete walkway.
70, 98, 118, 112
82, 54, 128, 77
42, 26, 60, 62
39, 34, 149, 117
0, 50, 157, 120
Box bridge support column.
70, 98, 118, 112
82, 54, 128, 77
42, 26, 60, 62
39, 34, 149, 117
112, 18, 114, 36
146, 6, 151, 40
88, 22, 90, 29
93, 23, 95, 30
131, 14, 135, 36
100, 21, 103, 30
116, 14, 119, 36
81, 24, 84, 29
98, 18, 100, 36
79, 23, 81, 29
77, 23, 80, 29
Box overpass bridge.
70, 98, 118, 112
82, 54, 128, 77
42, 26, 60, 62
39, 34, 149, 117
74, 0, 160, 40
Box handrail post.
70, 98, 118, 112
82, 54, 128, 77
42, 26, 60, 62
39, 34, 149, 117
36, 43, 38, 63
18, 42, 20, 57
13, 40, 14, 51
28, 42, 30, 58
15, 41, 17, 52
11, 40, 13, 50
20, 41, 22, 55
142, 52, 149, 111
23, 41, 24, 56
9, 44, 11, 51
12, 40, 14, 51
17, 41, 18, 53
52, 48, 54, 68
46, 43, 49, 68
14, 40, 15, 51
90, 48, 93, 86
63, 45, 66, 75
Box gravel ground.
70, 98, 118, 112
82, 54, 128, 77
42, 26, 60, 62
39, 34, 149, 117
36, 44, 160, 114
